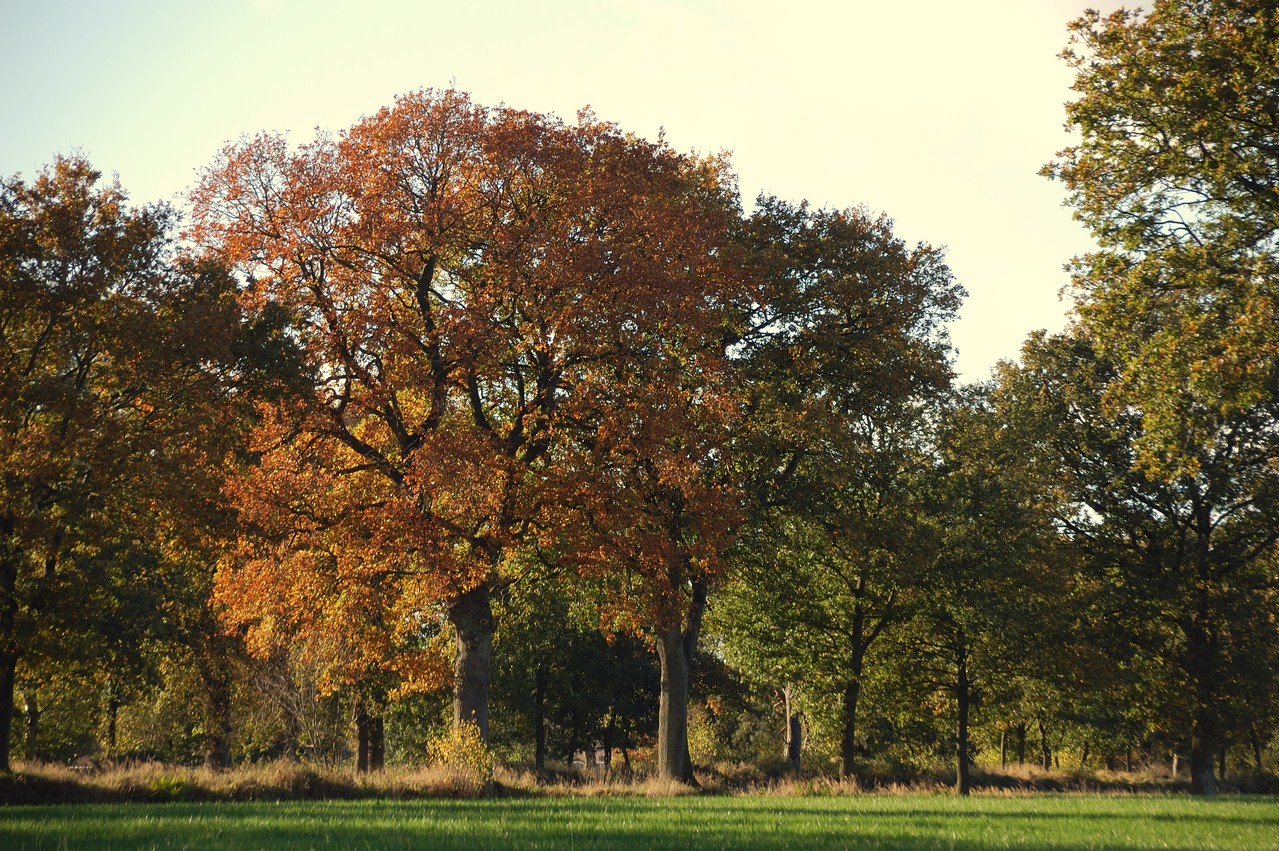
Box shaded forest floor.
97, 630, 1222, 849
2, 759, 1278, 805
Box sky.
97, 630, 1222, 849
1, 0, 1125, 382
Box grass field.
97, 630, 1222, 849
2, 794, 1278, 850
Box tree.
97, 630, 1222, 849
894, 388, 1063, 795
1044, 0, 1279, 475
716, 197, 962, 779
0, 157, 275, 771
996, 330, 1279, 795
193, 90, 743, 746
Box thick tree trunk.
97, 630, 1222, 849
654, 578, 706, 783
200, 658, 233, 770
839, 678, 862, 779
655, 625, 693, 782
1190, 720, 1219, 796
786, 713, 803, 771
448, 584, 494, 740
356, 704, 370, 773
956, 656, 971, 796
370, 715, 385, 771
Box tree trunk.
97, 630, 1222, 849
0, 650, 15, 773
780, 685, 802, 772
1187, 505, 1219, 798
1000, 728, 1007, 770
106, 693, 118, 758
533, 663, 546, 773
370, 714, 385, 771
22, 688, 39, 762
448, 584, 494, 740
200, 656, 233, 770
1218, 748, 1226, 780
1190, 719, 1219, 796
1250, 727, 1263, 772
1038, 718, 1052, 771
956, 654, 971, 796
356, 704, 370, 773
0, 535, 19, 774
655, 625, 693, 782
654, 577, 705, 783
839, 678, 862, 779
1016, 723, 1026, 765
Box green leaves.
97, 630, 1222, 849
1046, 0, 1279, 476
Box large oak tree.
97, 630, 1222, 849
192, 90, 743, 748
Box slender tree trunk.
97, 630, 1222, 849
1079, 740, 1090, 769
1171, 751, 1179, 779
1218, 748, 1226, 780
0, 534, 19, 774
654, 578, 705, 783
1038, 718, 1052, 771
533, 663, 547, 773
1250, 727, 1263, 772
23, 687, 40, 762
1016, 723, 1026, 766
106, 693, 118, 758
448, 584, 494, 740
780, 685, 802, 771
1187, 505, 1219, 797
604, 712, 616, 774
1000, 728, 1008, 770
956, 653, 971, 796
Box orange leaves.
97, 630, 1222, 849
191, 88, 754, 688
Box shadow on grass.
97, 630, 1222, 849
3, 798, 1278, 851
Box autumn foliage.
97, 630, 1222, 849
191, 90, 747, 748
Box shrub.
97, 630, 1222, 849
426, 722, 494, 795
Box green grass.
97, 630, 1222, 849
2, 794, 1278, 850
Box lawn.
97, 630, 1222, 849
2, 794, 1277, 850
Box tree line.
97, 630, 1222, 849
2, 0, 1276, 797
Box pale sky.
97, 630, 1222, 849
1, 0, 1124, 382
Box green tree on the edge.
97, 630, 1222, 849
997, 331, 1279, 796
1044, 0, 1279, 475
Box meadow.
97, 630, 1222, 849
3, 794, 1278, 850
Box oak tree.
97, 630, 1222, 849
193, 90, 743, 747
